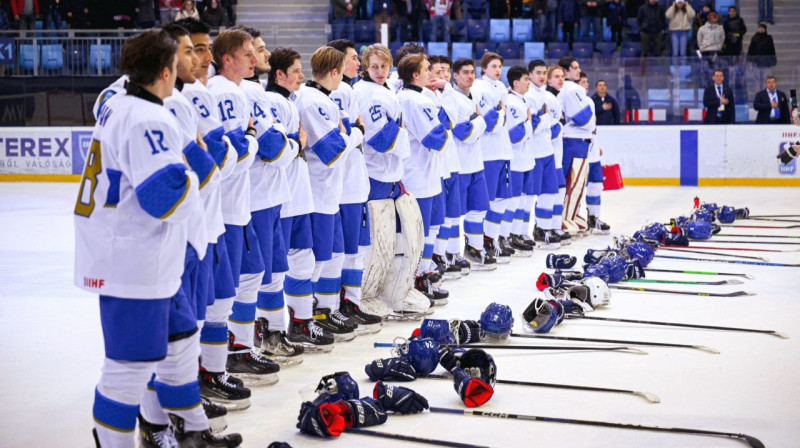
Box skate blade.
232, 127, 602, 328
333, 332, 357, 343
512, 250, 533, 258
299, 342, 335, 354
431, 298, 449, 306
591, 229, 611, 235
355, 324, 383, 336
496, 257, 511, 264
267, 355, 304, 368
204, 397, 251, 413
460, 268, 471, 275
536, 242, 560, 250
387, 309, 435, 321
443, 272, 462, 280
209, 416, 228, 434
470, 263, 497, 271
233, 373, 280, 388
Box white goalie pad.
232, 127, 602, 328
563, 157, 589, 227
362, 199, 396, 301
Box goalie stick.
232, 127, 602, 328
644, 267, 753, 279
510, 333, 719, 354
657, 247, 769, 261
654, 254, 800, 268
372, 342, 648, 355
428, 407, 765, 448
564, 315, 789, 339
624, 278, 744, 286
609, 284, 754, 297
425, 373, 661, 403
345, 428, 493, 448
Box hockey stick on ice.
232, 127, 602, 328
657, 247, 769, 261
609, 284, 754, 297
747, 217, 800, 223
373, 342, 648, 354
654, 254, 800, 267
624, 278, 743, 286
702, 239, 800, 245
745, 214, 800, 218
563, 315, 789, 339
510, 333, 719, 354
716, 233, 799, 239
720, 223, 800, 229
644, 267, 754, 279
424, 373, 661, 403
664, 244, 799, 253
428, 407, 765, 448
345, 428, 494, 448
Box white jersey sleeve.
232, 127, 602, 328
559, 81, 596, 138
183, 80, 237, 180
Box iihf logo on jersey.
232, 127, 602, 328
70, 130, 93, 175
83, 277, 105, 289
778, 142, 796, 175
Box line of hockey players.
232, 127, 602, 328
75, 17, 611, 447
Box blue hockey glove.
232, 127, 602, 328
364, 358, 417, 382
372, 381, 429, 414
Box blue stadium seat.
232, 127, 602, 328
89, 44, 112, 71
573, 42, 593, 60
511, 19, 532, 43
496, 42, 521, 60
596, 42, 616, 56
467, 19, 489, 42
330, 20, 347, 41
621, 42, 641, 58
602, 18, 611, 42
19, 44, 39, 70
547, 42, 569, 59
489, 19, 510, 43
462, 0, 490, 20
475, 42, 496, 59
500, 66, 510, 87
41, 44, 63, 71
421, 21, 432, 42
388, 41, 402, 58
523, 42, 545, 61
716, 0, 736, 14
354, 20, 373, 42
427, 42, 449, 56
450, 19, 468, 42
451, 42, 473, 61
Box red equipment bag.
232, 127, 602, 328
602, 164, 624, 191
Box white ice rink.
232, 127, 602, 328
1, 183, 799, 448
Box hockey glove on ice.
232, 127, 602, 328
453, 367, 494, 407
373, 381, 429, 414
297, 401, 346, 437
364, 358, 417, 382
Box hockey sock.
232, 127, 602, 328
535, 192, 555, 230
417, 225, 437, 276
284, 248, 315, 320
141, 375, 170, 425
554, 185, 566, 230
484, 200, 505, 240
341, 246, 366, 305
200, 298, 233, 372
228, 272, 263, 347
257, 273, 287, 332
153, 333, 207, 432
94, 359, 155, 448
500, 197, 516, 238
463, 210, 486, 249
434, 225, 449, 257
587, 181, 602, 217
446, 217, 461, 254
314, 252, 344, 311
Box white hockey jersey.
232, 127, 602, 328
207, 75, 258, 225
398, 85, 448, 199
472, 76, 511, 162
559, 80, 596, 139
449, 85, 487, 175
543, 87, 564, 168
331, 78, 369, 205
436, 84, 463, 176
265, 84, 314, 218
524, 84, 555, 159
75, 89, 200, 299
92, 75, 128, 120
294, 81, 351, 215
240, 79, 298, 212
353, 79, 410, 183
506, 90, 534, 173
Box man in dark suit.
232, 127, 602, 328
703, 69, 735, 124
753, 76, 790, 124
592, 80, 621, 125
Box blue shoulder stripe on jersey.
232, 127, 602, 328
135, 163, 191, 219
438, 107, 452, 130
550, 122, 562, 139
421, 124, 448, 151
571, 104, 593, 127
104, 169, 122, 208
483, 108, 499, 133
224, 128, 249, 161
312, 128, 347, 166
508, 121, 527, 144
203, 126, 227, 169
366, 119, 400, 153
256, 127, 288, 162
451, 120, 474, 141
183, 140, 216, 189
342, 117, 352, 136
530, 113, 541, 132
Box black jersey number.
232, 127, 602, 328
74, 140, 103, 217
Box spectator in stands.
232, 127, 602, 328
607, 0, 626, 48
358, 0, 369, 19
690, 2, 709, 50
637, 0, 665, 57
665, 0, 694, 58
758, 0, 773, 25
175, 0, 198, 20
66, 0, 89, 29
616, 74, 641, 120
46, 0, 66, 29
592, 80, 621, 124
722, 6, 745, 56
747, 22, 776, 68
488, 0, 507, 18
754, 76, 790, 124
579, 0, 603, 47
86, 0, 115, 28
200, 0, 226, 29
541, 0, 558, 42
559, 0, 580, 50
373, 0, 391, 42
396, 0, 424, 42
702, 69, 734, 124
0, 5, 9, 30
134, 0, 157, 28
697, 11, 723, 59
10, 0, 39, 30
332, 0, 359, 41
158, 0, 180, 25
110, 0, 135, 28
425, 0, 452, 43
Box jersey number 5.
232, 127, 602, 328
74, 140, 102, 217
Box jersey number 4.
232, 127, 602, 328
74, 140, 102, 217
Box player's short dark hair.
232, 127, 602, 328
327, 39, 356, 54
161, 23, 189, 42
228, 24, 261, 39
395, 42, 427, 65
558, 56, 578, 71
397, 53, 427, 85
713, 69, 724, 76
507, 65, 527, 87
596, 79, 607, 86
119, 29, 177, 86
579, 71, 588, 79
427, 55, 441, 65
311, 46, 345, 78
480, 51, 502, 69
268, 47, 301, 85
527, 59, 546, 72
437, 55, 452, 68
172, 18, 209, 35
212, 29, 253, 70
453, 58, 474, 73
766, 75, 777, 82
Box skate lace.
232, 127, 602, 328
152, 426, 178, 448
331, 309, 349, 325
307, 321, 325, 339
219, 373, 238, 388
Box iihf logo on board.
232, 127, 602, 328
778, 142, 796, 175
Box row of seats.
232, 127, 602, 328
17, 44, 114, 72
375, 41, 647, 62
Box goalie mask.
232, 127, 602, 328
394, 338, 439, 376
418, 319, 456, 345
522, 297, 558, 333
479, 302, 514, 339
314, 372, 360, 404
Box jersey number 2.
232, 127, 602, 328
74, 140, 102, 217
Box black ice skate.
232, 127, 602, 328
339, 297, 383, 335
588, 215, 611, 235
287, 316, 335, 353
171, 415, 242, 448
226, 333, 280, 387
433, 253, 462, 280
509, 234, 534, 257
198, 370, 251, 412
492, 236, 513, 263
554, 229, 571, 245
415, 272, 449, 306
312, 307, 357, 342
138, 414, 178, 448
463, 243, 497, 271
534, 227, 561, 250
253, 318, 304, 367
446, 252, 471, 275
201, 397, 228, 434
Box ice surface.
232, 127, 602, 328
1, 183, 799, 448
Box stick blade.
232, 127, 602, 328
619, 347, 649, 355
728, 291, 756, 297
743, 274, 756, 279
694, 345, 721, 354
724, 279, 745, 285
770, 331, 790, 339
634, 391, 661, 404
739, 433, 766, 448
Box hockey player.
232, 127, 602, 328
504, 65, 535, 256
471, 52, 514, 263
449, 58, 495, 270
557, 57, 596, 234
397, 53, 450, 304
294, 46, 357, 341
75, 29, 204, 448
579, 71, 611, 234
265, 47, 335, 351
526, 59, 562, 250
545, 64, 572, 245
327, 39, 384, 333
354, 44, 432, 317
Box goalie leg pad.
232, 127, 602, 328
362, 199, 396, 301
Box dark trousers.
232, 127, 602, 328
610, 24, 624, 46
562, 22, 576, 49
640, 31, 662, 57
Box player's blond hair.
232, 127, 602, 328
546, 64, 565, 81
311, 46, 345, 78
360, 44, 393, 69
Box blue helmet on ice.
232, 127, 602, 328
686, 220, 712, 240
419, 319, 456, 345
693, 208, 714, 223
717, 206, 736, 224
701, 202, 719, 213
398, 338, 440, 376
583, 263, 610, 284
314, 371, 360, 404
479, 302, 514, 337
625, 241, 655, 267
634, 222, 667, 245
598, 254, 628, 283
